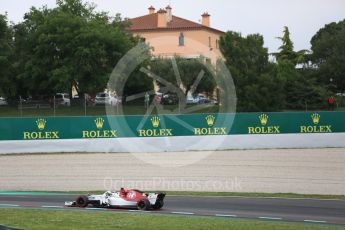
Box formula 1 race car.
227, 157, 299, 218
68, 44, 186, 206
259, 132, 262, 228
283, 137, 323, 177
65, 188, 165, 210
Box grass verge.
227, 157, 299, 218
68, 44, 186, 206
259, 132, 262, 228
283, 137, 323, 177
0, 208, 340, 230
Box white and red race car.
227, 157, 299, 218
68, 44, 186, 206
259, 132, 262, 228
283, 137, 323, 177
65, 188, 165, 210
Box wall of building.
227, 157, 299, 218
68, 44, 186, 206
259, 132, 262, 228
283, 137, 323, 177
133, 29, 223, 64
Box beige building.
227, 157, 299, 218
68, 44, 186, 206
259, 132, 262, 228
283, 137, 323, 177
128, 6, 225, 64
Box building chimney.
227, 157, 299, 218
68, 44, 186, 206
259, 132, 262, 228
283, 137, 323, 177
157, 9, 167, 27
148, 6, 155, 14
202, 12, 210, 27
165, 5, 172, 23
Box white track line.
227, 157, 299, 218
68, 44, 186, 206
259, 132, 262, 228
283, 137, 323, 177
41, 206, 63, 208
0, 204, 19, 207
171, 211, 194, 215
304, 220, 327, 223
85, 207, 104, 210
215, 214, 237, 217
128, 210, 151, 213
259, 216, 283, 220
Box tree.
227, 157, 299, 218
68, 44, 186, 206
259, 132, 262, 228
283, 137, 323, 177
15, 0, 136, 98
0, 14, 14, 97
273, 26, 327, 110
220, 31, 284, 111
310, 19, 345, 93
275, 26, 295, 63
275, 26, 308, 65
284, 69, 328, 110
150, 57, 216, 97
123, 66, 154, 103
12, 23, 30, 99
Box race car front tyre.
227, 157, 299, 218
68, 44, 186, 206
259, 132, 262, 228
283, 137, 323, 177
76, 195, 89, 207
137, 199, 150, 210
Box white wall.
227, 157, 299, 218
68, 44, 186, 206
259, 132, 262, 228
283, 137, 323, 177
1, 133, 345, 154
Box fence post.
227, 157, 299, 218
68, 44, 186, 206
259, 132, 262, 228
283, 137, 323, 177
84, 94, 87, 116
53, 96, 56, 117
19, 96, 23, 117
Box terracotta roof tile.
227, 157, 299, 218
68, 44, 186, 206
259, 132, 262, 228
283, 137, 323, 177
128, 13, 224, 34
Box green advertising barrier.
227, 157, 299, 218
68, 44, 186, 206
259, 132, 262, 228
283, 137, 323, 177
0, 112, 344, 141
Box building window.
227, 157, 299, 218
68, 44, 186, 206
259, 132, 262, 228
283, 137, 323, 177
209, 37, 212, 47
216, 39, 219, 49
179, 33, 184, 46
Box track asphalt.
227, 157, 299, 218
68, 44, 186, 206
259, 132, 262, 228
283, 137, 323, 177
0, 194, 344, 226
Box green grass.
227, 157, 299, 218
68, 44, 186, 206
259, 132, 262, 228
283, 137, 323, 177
1, 103, 343, 117
336, 107, 345, 111
0, 208, 341, 230
0, 104, 220, 117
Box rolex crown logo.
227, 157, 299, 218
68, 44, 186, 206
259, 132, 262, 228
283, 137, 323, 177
206, 115, 215, 127
311, 113, 320, 125
36, 118, 46, 130
95, 118, 105, 129
259, 114, 268, 126
151, 116, 160, 128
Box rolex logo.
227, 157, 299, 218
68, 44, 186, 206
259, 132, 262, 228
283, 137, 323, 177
36, 118, 46, 130
82, 117, 117, 138
206, 115, 215, 126
24, 118, 59, 140
151, 116, 160, 128
248, 114, 279, 134
300, 113, 331, 133
95, 118, 104, 129
259, 114, 268, 126
139, 116, 173, 137
311, 113, 320, 125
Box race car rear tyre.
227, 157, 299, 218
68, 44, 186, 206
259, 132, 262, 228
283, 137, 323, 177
152, 200, 164, 210
137, 199, 150, 210
76, 195, 89, 207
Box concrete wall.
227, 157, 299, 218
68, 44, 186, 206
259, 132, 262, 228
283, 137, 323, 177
1, 133, 345, 154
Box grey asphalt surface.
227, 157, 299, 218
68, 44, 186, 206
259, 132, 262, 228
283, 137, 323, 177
0, 194, 344, 226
